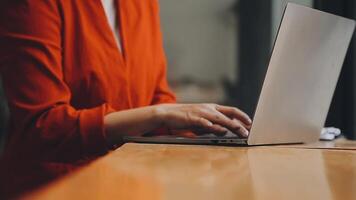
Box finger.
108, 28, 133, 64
238, 126, 249, 137
216, 105, 252, 125
232, 118, 252, 130
200, 109, 247, 137
188, 115, 228, 135
188, 116, 214, 129
173, 111, 227, 135
232, 118, 249, 137
207, 124, 229, 135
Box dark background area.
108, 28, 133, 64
0, 79, 8, 153
234, 0, 272, 117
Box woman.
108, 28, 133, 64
0, 0, 251, 163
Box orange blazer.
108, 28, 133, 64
0, 0, 176, 162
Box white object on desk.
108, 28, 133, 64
320, 127, 341, 141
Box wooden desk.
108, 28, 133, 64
24, 142, 356, 200
276, 138, 356, 150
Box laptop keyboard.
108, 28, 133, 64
196, 131, 243, 139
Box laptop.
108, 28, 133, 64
123, 3, 356, 146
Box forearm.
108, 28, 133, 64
104, 106, 163, 146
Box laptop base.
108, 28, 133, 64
123, 136, 248, 146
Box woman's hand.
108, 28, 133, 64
154, 104, 252, 137
104, 103, 252, 146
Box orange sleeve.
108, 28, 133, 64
150, 0, 177, 105
0, 1, 114, 162
151, 58, 177, 105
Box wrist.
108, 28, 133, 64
151, 105, 167, 127
103, 112, 119, 147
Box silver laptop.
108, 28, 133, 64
124, 3, 355, 146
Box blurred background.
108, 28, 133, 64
0, 0, 355, 152
160, 0, 356, 140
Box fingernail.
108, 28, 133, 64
244, 130, 249, 137
207, 121, 213, 126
